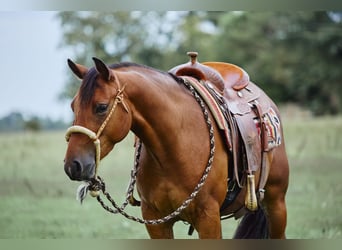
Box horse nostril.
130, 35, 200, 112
64, 158, 95, 181
64, 164, 71, 178
73, 160, 82, 174
64, 160, 83, 180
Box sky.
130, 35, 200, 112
0, 12, 73, 121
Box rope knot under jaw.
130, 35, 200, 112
76, 176, 104, 203
88, 176, 105, 197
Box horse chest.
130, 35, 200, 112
138, 177, 186, 211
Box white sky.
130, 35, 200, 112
0, 11, 73, 121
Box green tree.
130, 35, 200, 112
58, 11, 342, 115
212, 11, 342, 115
0, 112, 24, 132
24, 117, 41, 132
58, 11, 187, 100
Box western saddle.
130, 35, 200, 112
169, 52, 281, 223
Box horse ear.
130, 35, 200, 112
92, 57, 113, 81
67, 59, 88, 80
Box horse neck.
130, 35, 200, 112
117, 68, 187, 152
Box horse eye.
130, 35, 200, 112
95, 104, 108, 115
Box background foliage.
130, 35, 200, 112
58, 11, 342, 115
0, 112, 67, 132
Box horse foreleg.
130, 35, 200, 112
145, 223, 175, 239
193, 206, 222, 239
141, 203, 175, 239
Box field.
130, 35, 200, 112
0, 115, 341, 239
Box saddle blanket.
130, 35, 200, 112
258, 107, 282, 151
182, 76, 232, 148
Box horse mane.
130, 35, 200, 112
79, 62, 173, 106
79, 67, 98, 106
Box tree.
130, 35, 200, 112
24, 117, 41, 132
57, 12, 187, 100
0, 112, 24, 131
212, 11, 342, 115
58, 11, 342, 115
0, 112, 67, 132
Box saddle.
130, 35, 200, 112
170, 52, 250, 92
169, 52, 282, 220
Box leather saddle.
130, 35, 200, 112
169, 51, 266, 172
170, 52, 250, 93
169, 52, 281, 219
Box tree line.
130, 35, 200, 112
58, 11, 342, 115
0, 112, 67, 132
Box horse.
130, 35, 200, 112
63, 56, 289, 239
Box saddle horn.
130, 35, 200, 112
169, 52, 225, 92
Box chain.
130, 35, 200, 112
89, 77, 215, 225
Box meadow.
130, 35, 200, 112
0, 114, 341, 239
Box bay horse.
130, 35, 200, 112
63, 57, 289, 239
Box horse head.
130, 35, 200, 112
64, 58, 132, 181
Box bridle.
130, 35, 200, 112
65, 82, 129, 179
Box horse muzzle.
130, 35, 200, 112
64, 125, 101, 181
64, 157, 96, 181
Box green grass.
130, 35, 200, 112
283, 116, 342, 239
0, 116, 341, 238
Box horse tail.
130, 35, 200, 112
233, 207, 269, 239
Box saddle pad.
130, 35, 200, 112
182, 76, 231, 148
262, 107, 282, 151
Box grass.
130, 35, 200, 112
0, 116, 341, 239
282, 116, 342, 239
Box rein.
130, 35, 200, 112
65, 77, 215, 225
